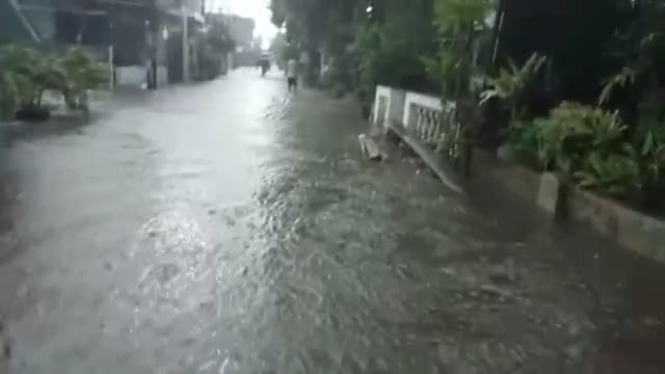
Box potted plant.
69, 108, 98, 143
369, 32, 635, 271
0, 45, 69, 121
17, 51, 67, 121
58, 48, 108, 111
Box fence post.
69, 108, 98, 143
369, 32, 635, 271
373, 86, 406, 132
457, 100, 477, 179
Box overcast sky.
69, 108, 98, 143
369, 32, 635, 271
212, 0, 278, 44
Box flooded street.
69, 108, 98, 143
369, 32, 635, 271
0, 69, 664, 373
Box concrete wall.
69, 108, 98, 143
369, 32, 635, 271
373, 86, 406, 127
567, 188, 665, 263
115, 65, 168, 87
115, 66, 146, 87
470, 147, 665, 264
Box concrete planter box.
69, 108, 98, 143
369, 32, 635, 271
567, 187, 665, 263
472, 147, 665, 264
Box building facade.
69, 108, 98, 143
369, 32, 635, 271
1, 0, 204, 87
222, 14, 254, 50
217, 14, 257, 67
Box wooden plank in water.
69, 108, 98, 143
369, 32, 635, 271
358, 134, 383, 161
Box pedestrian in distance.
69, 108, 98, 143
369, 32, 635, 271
287, 59, 298, 92
258, 54, 271, 77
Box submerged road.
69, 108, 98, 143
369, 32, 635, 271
0, 69, 664, 373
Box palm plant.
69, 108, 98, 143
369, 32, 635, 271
480, 53, 547, 121
599, 0, 665, 108
632, 113, 665, 209
28, 51, 67, 107
58, 48, 108, 109
426, 0, 495, 100
422, 0, 495, 162
0, 45, 34, 109
598, 66, 636, 106
575, 152, 640, 196
537, 102, 628, 174
0, 45, 107, 120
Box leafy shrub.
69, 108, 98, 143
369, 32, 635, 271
507, 120, 541, 151
512, 101, 665, 206
0, 45, 65, 110
59, 48, 108, 108
502, 119, 547, 170
425, 0, 494, 100
536, 102, 627, 174
632, 112, 665, 209
352, 24, 429, 117
322, 53, 354, 92
196, 17, 235, 80
0, 53, 20, 119
575, 152, 640, 196
354, 17, 436, 99
0, 45, 107, 119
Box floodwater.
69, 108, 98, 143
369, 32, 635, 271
0, 69, 663, 373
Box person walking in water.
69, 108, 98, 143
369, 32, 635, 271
287, 59, 298, 92
258, 53, 271, 77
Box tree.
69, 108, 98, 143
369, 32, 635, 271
196, 15, 236, 80
0, 44, 107, 120
270, 32, 298, 71
271, 0, 360, 84
426, 0, 495, 100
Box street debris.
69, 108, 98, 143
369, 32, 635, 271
489, 258, 519, 284
358, 134, 383, 161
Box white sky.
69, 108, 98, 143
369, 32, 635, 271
211, 0, 278, 44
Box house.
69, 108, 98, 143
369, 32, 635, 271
0, 0, 40, 43
216, 14, 256, 67
1, 0, 205, 87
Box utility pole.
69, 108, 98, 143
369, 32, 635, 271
182, 0, 190, 82
109, 0, 116, 89
148, 0, 158, 89
109, 22, 114, 89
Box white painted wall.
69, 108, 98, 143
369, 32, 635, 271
115, 65, 169, 87
115, 66, 146, 87
157, 66, 168, 86
373, 85, 406, 127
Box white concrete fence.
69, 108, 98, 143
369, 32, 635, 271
373, 85, 461, 157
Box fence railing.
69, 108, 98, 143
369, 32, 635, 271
375, 86, 462, 160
